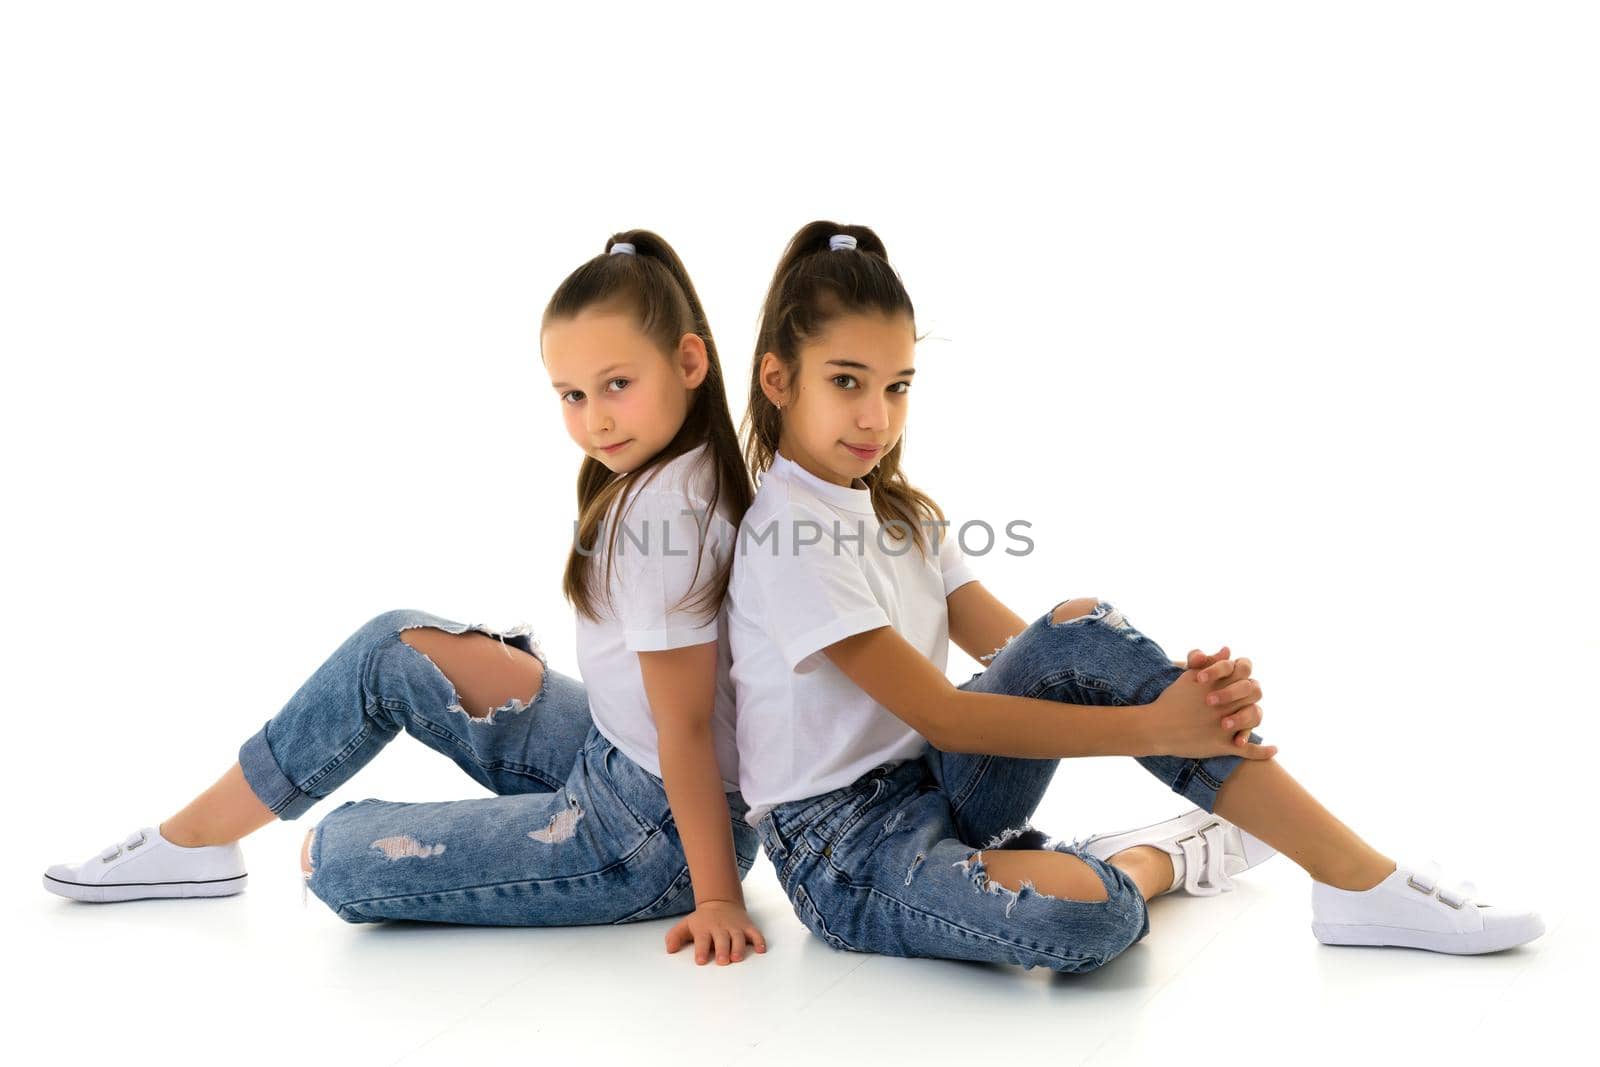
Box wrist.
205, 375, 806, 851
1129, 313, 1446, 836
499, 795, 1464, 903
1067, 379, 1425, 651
1127, 703, 1159, 758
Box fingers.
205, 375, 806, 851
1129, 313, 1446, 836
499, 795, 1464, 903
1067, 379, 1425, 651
1239, 740, 1279, 760
1197, 655, 1249, 687
747, 925, 768, 954
1222, 702, 1263, 733
1212, 679, 1263, 714
730, 929, 747, 964
664, 920, 688, 953
695, 929, 711, 966
714, 928, 732, 965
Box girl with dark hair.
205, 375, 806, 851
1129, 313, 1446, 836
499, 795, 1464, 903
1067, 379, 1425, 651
726, 220, 1542, 971
45, 231, 768, 965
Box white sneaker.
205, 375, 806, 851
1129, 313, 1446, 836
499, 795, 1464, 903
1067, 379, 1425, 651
1076, 807, 1277, 897
43, 827, 247, 903
1311, 858, 1544, 954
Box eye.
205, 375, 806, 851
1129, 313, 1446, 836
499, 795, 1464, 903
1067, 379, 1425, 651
888, 381, 911, 394
561, 390, 584, 405
606, 377, 630, 392
831, 374, 858, 390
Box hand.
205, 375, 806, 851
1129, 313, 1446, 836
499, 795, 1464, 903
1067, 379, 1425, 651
1195, 655, 1268, 748
1145, 655, 1277, 760
664, 899, 767, 966
1174, 645, 1231, 675
1177, 646, 1260, 748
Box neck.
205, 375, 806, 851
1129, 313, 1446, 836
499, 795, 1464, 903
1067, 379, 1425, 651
775, 435, 859, 489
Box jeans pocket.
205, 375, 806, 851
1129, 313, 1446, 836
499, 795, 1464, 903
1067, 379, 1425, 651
617, 863, 695, 925
801, 777, 887, 860
585, 736, 663, 835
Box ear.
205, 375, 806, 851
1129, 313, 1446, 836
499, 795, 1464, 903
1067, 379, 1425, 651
758, 352, 791, 408
675, 332, 709, 389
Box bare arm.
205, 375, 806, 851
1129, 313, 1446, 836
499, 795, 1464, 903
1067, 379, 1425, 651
637, 642, 743, 907
823, 624, 1156, 758
946, 581, 1029, 666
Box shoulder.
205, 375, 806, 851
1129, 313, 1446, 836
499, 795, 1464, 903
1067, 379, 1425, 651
631, 445, 716, 501
738, 472, 834, 539
615, 447, 728, 527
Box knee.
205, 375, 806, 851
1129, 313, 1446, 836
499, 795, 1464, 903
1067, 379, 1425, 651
1050, 597, 1100, 625
361, 608, 428, 644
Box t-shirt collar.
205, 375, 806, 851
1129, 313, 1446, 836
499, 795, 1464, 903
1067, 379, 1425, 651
770, 448, 874, 514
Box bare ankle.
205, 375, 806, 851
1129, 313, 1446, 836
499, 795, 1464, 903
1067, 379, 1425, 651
159, 821, 216, 849
1314, 855, 1396, 892
1110, 845, 1175, 899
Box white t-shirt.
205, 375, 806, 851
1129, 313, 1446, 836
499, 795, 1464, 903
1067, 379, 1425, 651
573, 442, 741, 791
728, 449, 979, 826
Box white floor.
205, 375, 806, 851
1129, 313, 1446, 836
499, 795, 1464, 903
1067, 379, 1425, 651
13, 819, 1581, 1066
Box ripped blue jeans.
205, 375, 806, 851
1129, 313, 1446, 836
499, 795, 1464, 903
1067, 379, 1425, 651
756, 598, 1264, 973
238, 609, 758, 924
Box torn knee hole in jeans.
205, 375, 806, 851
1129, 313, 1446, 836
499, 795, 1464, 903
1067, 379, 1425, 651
1052, 598, 1131, 631
949, 822, 1101, 916
400, 621, 547, 726
953, 851, 1041, 919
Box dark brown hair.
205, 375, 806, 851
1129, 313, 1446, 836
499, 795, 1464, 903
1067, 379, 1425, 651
543, 229, 752, 623
743, 220, 945, 554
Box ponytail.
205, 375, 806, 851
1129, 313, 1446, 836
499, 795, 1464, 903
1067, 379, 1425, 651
743, 220, 945, 555
544, 229, 752, 622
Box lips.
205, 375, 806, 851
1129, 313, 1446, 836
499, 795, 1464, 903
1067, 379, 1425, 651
598, 440, 632, 454
843, 442, 882, 458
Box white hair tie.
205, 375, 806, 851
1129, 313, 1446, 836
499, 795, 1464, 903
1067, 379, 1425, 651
828, 234, 857, 252
609, 242, 636, 256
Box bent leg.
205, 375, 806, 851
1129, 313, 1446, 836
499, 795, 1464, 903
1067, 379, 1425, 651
167, 610, 591, 847
933, 597, 1251, 843
168, 623, 552, 846
766, 780, 1149, 973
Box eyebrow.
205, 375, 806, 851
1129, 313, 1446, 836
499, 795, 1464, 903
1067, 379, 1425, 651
550, 362, 633, 390
825, 358, 915, 378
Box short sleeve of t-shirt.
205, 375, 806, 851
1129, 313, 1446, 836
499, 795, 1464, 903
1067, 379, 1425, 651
609, 488, 726, 653
746, 503, 892, 674
936, 527, 980, 597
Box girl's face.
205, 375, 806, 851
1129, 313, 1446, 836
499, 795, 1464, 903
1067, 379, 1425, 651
761, 310, 915, 488
542, 306, 707, 474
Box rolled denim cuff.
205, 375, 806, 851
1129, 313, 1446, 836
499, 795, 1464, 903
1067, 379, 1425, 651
1171, 731, 1265, 813
239, 724, 319, 821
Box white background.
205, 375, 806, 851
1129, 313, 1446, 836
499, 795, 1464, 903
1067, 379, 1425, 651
3, 2, 1594, 1064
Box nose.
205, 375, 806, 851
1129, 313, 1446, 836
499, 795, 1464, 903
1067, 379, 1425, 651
858, 392, 888, 431
585, 403, 611, 437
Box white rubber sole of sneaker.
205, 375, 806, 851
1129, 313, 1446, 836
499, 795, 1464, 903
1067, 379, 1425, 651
42, 872, 247, 903
1311, 914, 1545, 955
